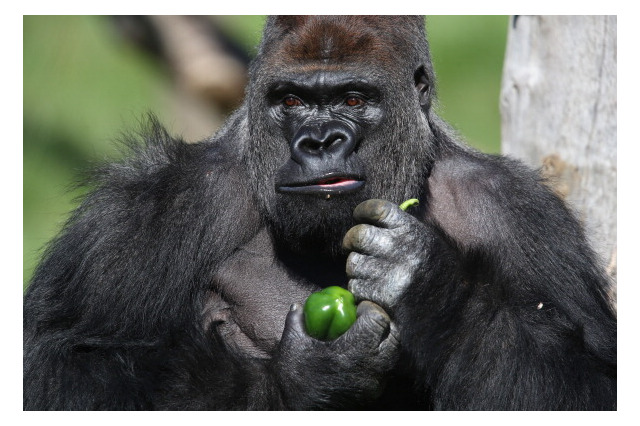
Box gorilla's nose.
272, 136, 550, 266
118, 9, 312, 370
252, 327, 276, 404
290, 122, 356, 163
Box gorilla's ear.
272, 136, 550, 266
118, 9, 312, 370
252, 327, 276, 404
414, 65, 432, 110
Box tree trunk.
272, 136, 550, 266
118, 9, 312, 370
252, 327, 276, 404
499, 15, 617, 307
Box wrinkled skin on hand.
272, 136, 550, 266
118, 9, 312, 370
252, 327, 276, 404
274, 300, 399, 409
343, 199, 434, 312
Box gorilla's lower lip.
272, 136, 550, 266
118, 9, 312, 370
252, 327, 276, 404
277, 178, 365, 195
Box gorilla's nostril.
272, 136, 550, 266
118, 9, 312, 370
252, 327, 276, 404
300, 139, 324, 154
297, 135, 344, 155
326, 137, 343, 149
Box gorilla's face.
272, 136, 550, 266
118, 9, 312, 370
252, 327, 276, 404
246, 18, 435, 256
270, 69, 383, 199
261, 68, 385, 255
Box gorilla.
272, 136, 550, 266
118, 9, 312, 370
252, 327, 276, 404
23, 16, 616, 410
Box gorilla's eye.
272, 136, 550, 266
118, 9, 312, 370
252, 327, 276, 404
345, 96, 365, 107
283, 96, 303, 107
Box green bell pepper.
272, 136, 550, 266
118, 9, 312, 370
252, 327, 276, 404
303, 286, 357, 341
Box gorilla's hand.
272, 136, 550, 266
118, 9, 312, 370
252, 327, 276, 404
343, 199, 432, 312
273, 300, 399, 409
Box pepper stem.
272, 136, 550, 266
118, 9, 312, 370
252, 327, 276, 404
399, 198, 419, 211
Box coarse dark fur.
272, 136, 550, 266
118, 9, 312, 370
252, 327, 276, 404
24, 16, 616, 410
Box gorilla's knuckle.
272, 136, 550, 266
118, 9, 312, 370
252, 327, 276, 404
346, 224, 375, 251
345, 252, 363, 277
366, 311, 391, 333
348, 278, 368, 300
343, 224, 368, 250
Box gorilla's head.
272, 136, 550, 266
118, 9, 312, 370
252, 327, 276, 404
245, 16, 437, 256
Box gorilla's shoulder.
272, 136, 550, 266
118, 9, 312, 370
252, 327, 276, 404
60, 113, 260, 270
70, 112, 259, 243
88, 114, 248, 197
432, 146, 543, 195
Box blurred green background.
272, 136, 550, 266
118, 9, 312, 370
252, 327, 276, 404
23, 15, 509, 289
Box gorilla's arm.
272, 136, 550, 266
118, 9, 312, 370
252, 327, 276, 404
345, 147, 616, 410
23, 115, 260, 409
23, 115, 398, 410
423, 149, 616, 409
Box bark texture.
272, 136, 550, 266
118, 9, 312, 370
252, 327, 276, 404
500, 15, 617, 305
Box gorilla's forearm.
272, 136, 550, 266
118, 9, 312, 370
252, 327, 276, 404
428, 149, 615, 360
23, 336, 158, 410
395, 149, 617, 409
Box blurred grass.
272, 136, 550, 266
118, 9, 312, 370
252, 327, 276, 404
23, 15, 508, 289
427, 16, 508, 153
23, 15, 173, 290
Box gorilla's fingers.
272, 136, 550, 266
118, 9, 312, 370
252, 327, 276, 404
347, 278, 369, 302
343, 223, 394, 255
345, 251, 365, 278
356, 300, 390, 324
353, 199, 407, 229
346, 252, 387, 283
378, 320, 400, 357
348, 301, 392, 348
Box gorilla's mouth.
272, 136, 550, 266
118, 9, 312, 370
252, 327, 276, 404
277, 174, 365, 196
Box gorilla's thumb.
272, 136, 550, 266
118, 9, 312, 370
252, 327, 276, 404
282, 303, 307, 340
349, 301, 392, 345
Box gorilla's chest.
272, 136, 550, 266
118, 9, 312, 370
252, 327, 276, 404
205, 228, 321, 358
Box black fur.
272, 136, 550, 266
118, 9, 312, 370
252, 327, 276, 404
24, 16, 616, 410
